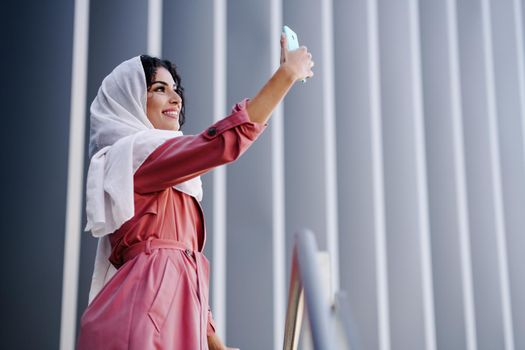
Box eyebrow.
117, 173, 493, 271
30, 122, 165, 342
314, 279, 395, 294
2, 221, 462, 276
151, 81, 177, 88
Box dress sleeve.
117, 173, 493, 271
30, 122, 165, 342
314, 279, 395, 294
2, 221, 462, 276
134, 100, 266, 194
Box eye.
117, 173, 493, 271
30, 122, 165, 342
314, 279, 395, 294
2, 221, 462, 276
154, 86, 165, 92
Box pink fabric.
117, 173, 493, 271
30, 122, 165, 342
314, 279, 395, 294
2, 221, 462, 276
78, 102, 265, 349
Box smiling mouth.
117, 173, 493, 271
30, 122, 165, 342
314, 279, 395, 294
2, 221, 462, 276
162, 110, 179, 119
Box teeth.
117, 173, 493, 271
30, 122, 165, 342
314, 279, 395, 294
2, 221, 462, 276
163, 111, 179, 117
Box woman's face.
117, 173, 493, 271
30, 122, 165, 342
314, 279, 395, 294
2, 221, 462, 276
146, 67, 182, 131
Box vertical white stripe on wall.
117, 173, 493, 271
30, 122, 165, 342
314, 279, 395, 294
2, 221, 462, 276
408, 1, 437, 349
480, 1, 515, 349
147, 0, 162, 57
270, 1, 285, 349
321, 0, 339, 296
447, 1, 477, 349
59, 0, 89, 349
367, 1, 390, 349
512, 3, 525, 347
515, 0, 525, 181
213, 0, 227, 341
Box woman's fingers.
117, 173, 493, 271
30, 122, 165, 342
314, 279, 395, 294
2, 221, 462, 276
281, 32, 287, 48
301, 48, 314, 80
280, 42, 314, 81
280, 33, 287, 64
306, 50, 314, 79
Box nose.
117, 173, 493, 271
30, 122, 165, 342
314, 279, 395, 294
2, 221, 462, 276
169, 91, 182, 105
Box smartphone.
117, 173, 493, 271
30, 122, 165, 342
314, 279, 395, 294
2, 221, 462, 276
283, 25, 300, 51
282, 25, 307, 83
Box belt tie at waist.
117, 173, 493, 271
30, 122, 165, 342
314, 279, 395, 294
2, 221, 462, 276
123, 238, 195, 263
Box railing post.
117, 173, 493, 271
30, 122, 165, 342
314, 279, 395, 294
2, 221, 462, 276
296, 230, 334, 349
283, 230, 336, 350
282, 245, 304, 350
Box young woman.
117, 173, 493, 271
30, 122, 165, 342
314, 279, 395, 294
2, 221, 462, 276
78, 34, 314, 350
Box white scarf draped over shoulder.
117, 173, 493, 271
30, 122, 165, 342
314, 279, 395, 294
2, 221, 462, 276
84, 56, 202, 303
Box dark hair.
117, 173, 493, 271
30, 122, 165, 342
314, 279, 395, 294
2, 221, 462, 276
140, 55, 186, 128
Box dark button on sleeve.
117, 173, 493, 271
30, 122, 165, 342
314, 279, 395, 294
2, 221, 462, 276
207, 127, 217, 137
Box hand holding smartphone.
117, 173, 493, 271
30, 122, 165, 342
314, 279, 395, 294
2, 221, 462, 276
282, 25, 307, 83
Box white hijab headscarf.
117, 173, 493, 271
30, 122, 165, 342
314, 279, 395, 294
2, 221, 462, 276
85, 56, 202, 303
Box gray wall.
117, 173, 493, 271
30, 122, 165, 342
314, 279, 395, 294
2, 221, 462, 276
4, 1, 525, 350
1, 1, 74, 349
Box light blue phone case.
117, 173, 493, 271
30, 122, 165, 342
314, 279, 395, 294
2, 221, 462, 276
283, 25, 306, 83
283, 25, 300, 51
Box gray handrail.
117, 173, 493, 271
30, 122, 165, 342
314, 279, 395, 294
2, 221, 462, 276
282, 229, 334, 350
282, 229, 362, 350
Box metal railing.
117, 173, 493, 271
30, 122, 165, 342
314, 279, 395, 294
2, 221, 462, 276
282, 229, 361, 350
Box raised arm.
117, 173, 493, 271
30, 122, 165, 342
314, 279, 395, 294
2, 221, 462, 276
134, 105, 264, 194
134, 34, 314, 195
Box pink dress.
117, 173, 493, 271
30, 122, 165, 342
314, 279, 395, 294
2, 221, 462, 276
78, 102, 265, 350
